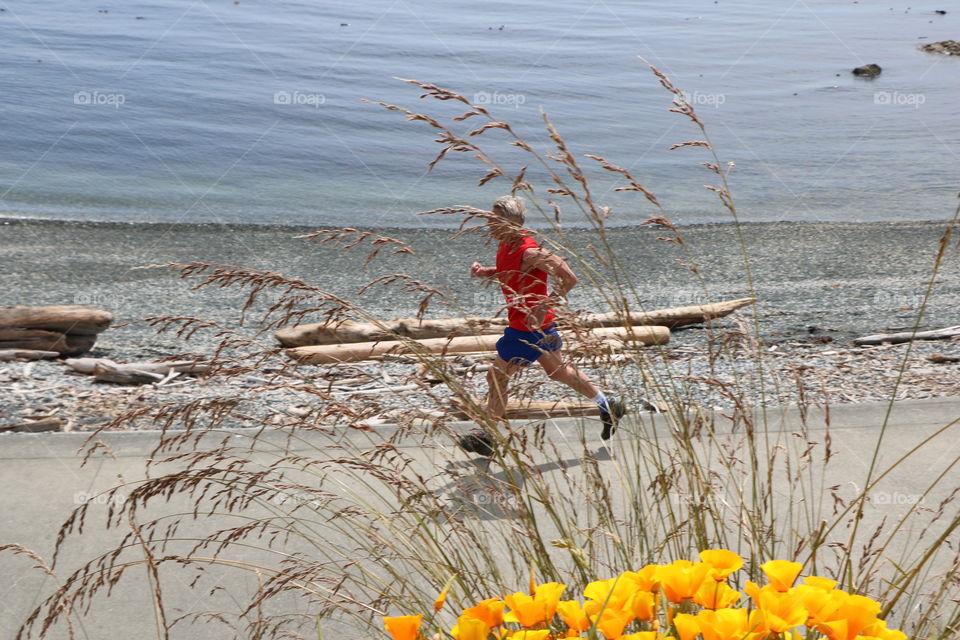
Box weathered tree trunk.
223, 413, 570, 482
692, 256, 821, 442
92, 362, 166, 384
276, 316, 506, 347
854, 325, 960, 346
0, 417, 63, 433
64, 357, 117, 373
67, 358, 210, 376
0, 349, 61, 361
275, 298, 752, 347
287, 325, 669, 365
0, 305, 113, 335
0, 333, 95, 357
577, 297, 755, 328
0, 328, 65, 342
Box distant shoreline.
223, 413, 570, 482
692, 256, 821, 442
1, 214, 955, 234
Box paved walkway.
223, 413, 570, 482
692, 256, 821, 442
2, 398, 958, 638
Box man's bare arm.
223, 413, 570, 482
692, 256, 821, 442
521, 248, 578, 298
470, 261, 497, 279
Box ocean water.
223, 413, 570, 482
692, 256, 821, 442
1, 0, 958, 228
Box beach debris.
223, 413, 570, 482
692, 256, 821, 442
0, 417, 63, 433
286, 326, 670, 365
928, 353, 960, 364
854, 325, 960, 346
92, 362, 165, 385
578, 297, 755, 329
275, 298, 752, 347
852, 64, 882, 77
920, 40, 960, 55
0, 349, 60, 361
65, 357, 209, 375
0, 305, 112, 356
63, 357, 210, 385
276, 316, 505, 347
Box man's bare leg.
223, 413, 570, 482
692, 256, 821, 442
486, 356, 520, 425
537, 349, 599, 398
459, 356, 521, 459
538, 349, 626, 440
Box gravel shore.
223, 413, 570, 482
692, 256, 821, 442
2, 218, 958, 431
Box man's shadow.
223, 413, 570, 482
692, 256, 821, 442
437, 446, 613, 522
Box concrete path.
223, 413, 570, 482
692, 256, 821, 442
2, 398, 958, 639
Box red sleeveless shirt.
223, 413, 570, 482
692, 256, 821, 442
496, 235, 555, 331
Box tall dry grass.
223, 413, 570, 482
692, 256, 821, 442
7, 63, 960, 639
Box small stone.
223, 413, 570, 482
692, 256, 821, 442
920, 40, 960, 55
852, 63, 882, 77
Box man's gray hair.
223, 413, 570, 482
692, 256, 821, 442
491, 195, 526, 226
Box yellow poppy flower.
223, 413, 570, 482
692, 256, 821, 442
451, 616, 491, 640
384, 614, 423, 640
507, 631, 551, 640
434, 574, 458, 613
757, 589, 807, 633
760, 560, 803, 592
693, 580, 741, 610
633, 564, 663, 592
435, 591, 449, 613
592, 607, 634, 640
503, 593, 544, 628
556, 600, 591, 633
694, 607, 752, 640
698, 549, 744, 581
584, 575, 636, 611
861, 619, 908, 640
629, 590, 657, 621
816, 594, 883, 640
672, 612, 700, 640
535, 582, 566, 620
659, 560, 712, 603
462, 598, 506, 629
795, 584, 845, 626
503, 583, 565, 627
804, 576, 839, 591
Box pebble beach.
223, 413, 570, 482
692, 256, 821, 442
2, 217, 959, 432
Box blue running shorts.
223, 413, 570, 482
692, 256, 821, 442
496, 325, 563, 367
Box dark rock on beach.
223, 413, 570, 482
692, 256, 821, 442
852, 64, 882, 77
920, 40, 960, 55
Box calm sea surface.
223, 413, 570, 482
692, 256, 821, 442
1, 0, 958, 228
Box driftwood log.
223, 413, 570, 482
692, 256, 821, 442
0, 417, 63, 433
92, 362, 166, 385
65, 358, 210, 384
0, 349, 60, 361
276, 316, 506, 348
577, 297, 755, 328
276, 298, 752, 347
65, 358, 209, 376
854, 325, 960, 346
287, 325, 669, 365
0, 333, 96, 357
0, 305, 112, 335
0, 305, 112, 356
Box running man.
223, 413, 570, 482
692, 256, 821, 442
458, 195, 626, 457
